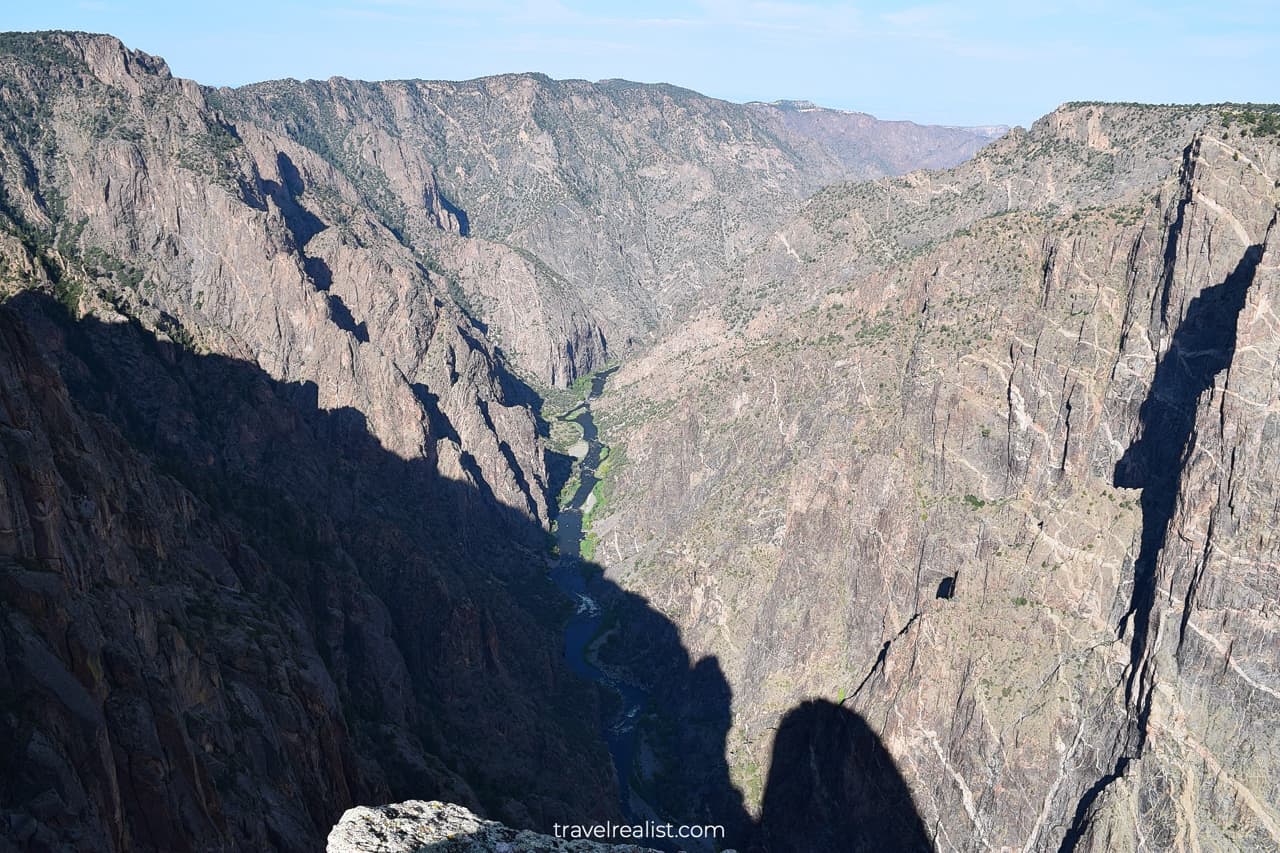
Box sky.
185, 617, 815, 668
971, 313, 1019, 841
6, 0, 1278, 127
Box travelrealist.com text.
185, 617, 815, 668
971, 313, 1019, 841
552, 821, 727, 841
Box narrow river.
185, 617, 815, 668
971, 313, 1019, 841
548, 368, 651, 822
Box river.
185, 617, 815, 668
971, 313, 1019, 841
548, 367, 651, 821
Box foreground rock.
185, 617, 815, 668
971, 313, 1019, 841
327, 801, 658, 853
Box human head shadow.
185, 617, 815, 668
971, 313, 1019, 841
0, 290, 929, 853
748, 700, 932, 853
374, 696, 932, 853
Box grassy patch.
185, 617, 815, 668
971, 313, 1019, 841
580, 529, 599, 562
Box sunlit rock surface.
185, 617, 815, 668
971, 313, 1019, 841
327, 801, 658, 853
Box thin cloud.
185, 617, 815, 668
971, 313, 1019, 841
321, 6, 415, 22
1182, 33, 1274, 59
694, 0, 863, 37
622, 17, 702, 28
879, 3, 955, 28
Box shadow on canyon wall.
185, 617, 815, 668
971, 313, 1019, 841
1113, 241, 1263, 707
1053, 240, 1267, 852
0, 291, 928, 853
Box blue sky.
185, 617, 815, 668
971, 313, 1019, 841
7, 1, 1277, 126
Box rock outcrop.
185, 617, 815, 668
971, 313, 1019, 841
327, 801, 657, 853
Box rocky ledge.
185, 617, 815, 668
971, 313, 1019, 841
327, 802, 662, 853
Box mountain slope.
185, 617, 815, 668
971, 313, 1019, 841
221, 74, 999, 384
0, 31, 619, 851
589, 103, 1280, 850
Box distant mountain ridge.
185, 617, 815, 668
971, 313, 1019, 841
747, 97, 1008, 180
219, 71, 1002, 385
753, 97, 1008, 136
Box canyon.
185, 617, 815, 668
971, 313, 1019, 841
1, 28, 1278, 853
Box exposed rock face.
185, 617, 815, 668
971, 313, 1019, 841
0, 291, 625, 851
590, 104, 1280, 850
0, 31, 618, 851
0, 30, 1002, 853
221, 76, 1000, 384
0, 31, 547, 523
327, 801, 657, 853
11, 25, 1277, 853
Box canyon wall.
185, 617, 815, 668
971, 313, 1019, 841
0, 31, 614, 851
591, 103, 1280, 851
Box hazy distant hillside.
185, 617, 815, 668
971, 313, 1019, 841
749, 98, 1006, 178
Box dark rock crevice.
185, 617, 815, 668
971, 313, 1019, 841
435, 188, 470, 238
1057, 752, 1133, 853
266, 152, 328, 250
477, 398, 538, 519
1154, 141, 1199, 335
326, 293, 368, 342
256, 151, 335, 296
851, 614, 920, 702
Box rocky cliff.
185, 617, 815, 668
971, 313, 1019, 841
0, 289, 626, 851
589, 103, 1280, 850
0, 31, 619, 851
220, 75, 998, 385
8, 25, 1275, 853
0, 29, 997, 852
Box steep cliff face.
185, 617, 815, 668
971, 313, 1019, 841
221, 75, 999, 385
0, 31, 545, 523
0, 291, 624, 852
590, 104, 1280, 849
0, 31, 619, 851
1069, 128, 1280, 853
